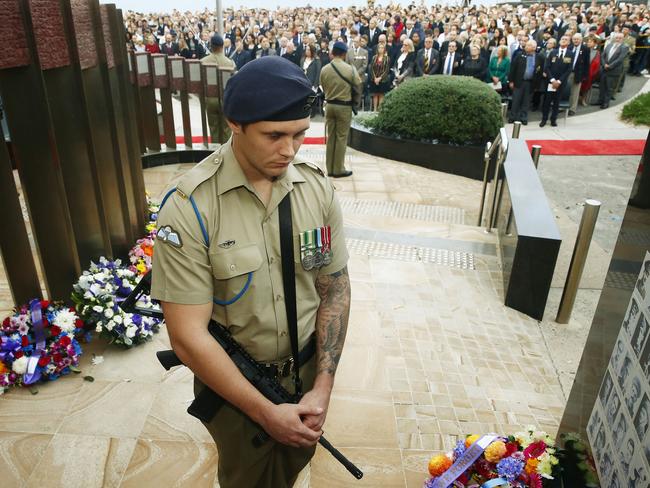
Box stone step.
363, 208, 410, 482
339, 198, 465, 225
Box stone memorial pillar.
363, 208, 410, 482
0, 0, 81, 299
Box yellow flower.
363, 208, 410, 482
525, 458, 539, 475
428, 454, 452, 477
465, 434, 481, 448
484, 440, 507, 463
136, 262, 147, 274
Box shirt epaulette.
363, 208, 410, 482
294, 159, 326, 177
175, 148, 225, 198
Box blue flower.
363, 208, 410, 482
423, 478, 437, 488
496, 457, 524, 482
453, 440, 466, 460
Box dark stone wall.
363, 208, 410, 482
29, 0, 70, 70
0, 0, 30, 69
99, 5, 114, 69
70, 0, 97, 69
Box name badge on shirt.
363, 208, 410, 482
300, 226, 332, 270
563, 57, 572, 63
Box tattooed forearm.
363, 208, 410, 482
314, 266, 351, 376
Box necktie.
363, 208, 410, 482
425, 50, 430, 72
560, 49, 564, 58
609, 45, 617, 62
573, 48, 579, 69
445, 54, 452, 75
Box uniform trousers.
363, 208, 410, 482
568, 73, 582, 112
542, 85, 562, 123
195, 355, 317, 488
510, 80, 533, 123
599, 71, 620, 106
206, 97, 231, 144
325, 103, 353, 175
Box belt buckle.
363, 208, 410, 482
279, 357, 294, 378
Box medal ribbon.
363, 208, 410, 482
24, 299, 46, 385
432, 435, 499, 488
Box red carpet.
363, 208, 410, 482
525, 139, 645, 156
161, 135, 643, 155
161, 135, 326, 145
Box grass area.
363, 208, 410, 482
621, 92, 650, 126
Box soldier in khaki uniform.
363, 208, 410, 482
320, 41, 362, 178
201, 34, 236, 144
151, 56, 351, 488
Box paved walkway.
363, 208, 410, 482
0, 79, 645, 487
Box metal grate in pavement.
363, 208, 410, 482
604, 271, 637, 290
339, 198, 465, 225
345, 238, 475, 270
620, 228, 650, 247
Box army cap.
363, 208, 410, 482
211, 33, 224, 46
332, 41, 348, 53
223, 56, 316, 123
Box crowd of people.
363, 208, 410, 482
124, 1, 650, 125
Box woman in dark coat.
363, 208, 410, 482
302, 44, 322, 116
392, 38, 416, 86
462, 44, 488, 81
369, 43, 392, 110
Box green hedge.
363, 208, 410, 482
621, 92, 650, 127
364, 75, 502, 145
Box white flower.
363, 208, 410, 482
113, 315, 123, 325
12, 356, 28, 374
126, 326, 137, 338
53, 309, 78, 333
104, 309, 114, 319
123, 316, 132, 326
105, 321, 114, 331
92, 272, 105, 281
92, 305, 104, 313
45, 364, 56, 373
89, 283, 103, 296
83, 291, 94, 300
95, 324, 102, 333
17, 323, 29, 335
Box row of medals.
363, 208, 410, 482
300, 226, 332, 270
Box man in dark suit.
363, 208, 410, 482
282, 42, 301, 66
441, 40, 462, 75
567, 33, 590, 115
508, 40, 544, 125
231, 39, 252, 70
160, 33, 179, 56
540, 35, 573, 127
599, 33, 630, 109
415, 36, 440, 76
365, 18, 383, 48
223, 38, 234, 58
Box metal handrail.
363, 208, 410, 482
485, 127, 509, 231
477, 128, 509, 227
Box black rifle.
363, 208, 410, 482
121, 272, 363, 480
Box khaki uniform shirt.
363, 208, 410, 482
200, 51, 236, 69
319, 57, 362, 102
346, 47, 369, 83
151, 141, 348, 363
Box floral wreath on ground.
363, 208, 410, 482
129, 194, 160, 276
71, 257, 162, 347
0, 300, 85, 392
425, 427, 560, 488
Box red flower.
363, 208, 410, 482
476, 458, 496, 479
458, 473, 470, 485
21, 336, 29, 347
14, 351, 23, 359
59, 336, 71, 347
524, 441, 547, 459
38, 355, 50, 367
529, 472, 543, 488
50, 325, 62, 337
75, 319, 84, 328
505, 442, 519, 457
40, 300, 50, 309
2, 317, 9, 327
53, 353, 63, 363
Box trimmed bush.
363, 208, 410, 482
621, 92, 650, 127
363, 75, 502, 145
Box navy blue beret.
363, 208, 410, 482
211, 34, 224, 47
223, 57, 316, 123
333, 41, 348, 53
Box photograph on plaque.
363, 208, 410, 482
624, 297, 640, 337
599, 368, 614, 406
633, 392, 649, 439
606, 388, 622, 425
589, 251, 650, 486
636, 259, 650, 300
632, 312, 650, 358
612, 412, 628, 449
628, 451, 649, 487
626, 373, 644, 415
